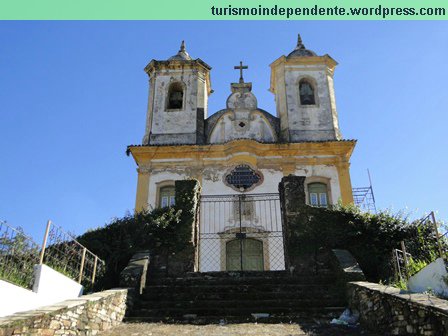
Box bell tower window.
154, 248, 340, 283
299, 79, 316, 106
167, 82, 184, 110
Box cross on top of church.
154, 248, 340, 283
234, 61, 248, 84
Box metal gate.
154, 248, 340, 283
198, 193, 285, 272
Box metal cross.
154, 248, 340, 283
234, 61, 248, 84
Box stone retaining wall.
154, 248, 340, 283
0, 288, 132, 336
348, 281, 448, 335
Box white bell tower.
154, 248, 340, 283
142, 41, 212, 145
269, 35, 341, 142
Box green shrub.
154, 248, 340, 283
287, 204, 443, 282
407, 257, 428, 277
77, 180, 200, 290
77, 207, 183, 290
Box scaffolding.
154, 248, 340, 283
352, 170, 377, 213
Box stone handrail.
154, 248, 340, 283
331, 249, 366, 282
119, 251, 150, 294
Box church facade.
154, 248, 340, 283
127, 36, 356, 272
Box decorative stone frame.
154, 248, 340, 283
222, 163, 264, 193
155, 180, 176, 208
208, 110, 279, 144
165, 80, 187, 112
304, 176, 333, 206
218, 227, 271, 271
233, 118, 250, 133
297, 76, 319, 108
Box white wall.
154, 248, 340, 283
0, 280, 41, 317
201, 166, 284, 196
146, 161, 341, 272
147, 169, 189, 209
295, 165, 341, 204
33, 264, 83, 305
408, 258, 448, 297
0, 264, 83, 318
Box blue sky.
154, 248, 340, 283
0, 21, 447, 241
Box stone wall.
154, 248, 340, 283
148, 180, 200, 276
278, 175, 307, 271
348, 281, 448, 335
0, 289, 132, 336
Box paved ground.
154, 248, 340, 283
100, 322, 378, 336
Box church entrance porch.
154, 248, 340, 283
198, 193, 285, 272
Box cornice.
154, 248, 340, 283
128, 139, 356, 164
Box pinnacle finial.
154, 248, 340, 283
180, 40, 186, 53
296, 34, 305, 49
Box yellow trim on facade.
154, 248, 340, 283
129, 139, 356, 209
129, 139, 354, 163
335, 161, 354, 205
135, 168, 150, 212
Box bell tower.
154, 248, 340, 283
142, 41, 212, 145
269, 35, 341, 142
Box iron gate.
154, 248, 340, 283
198, 193, 285, 272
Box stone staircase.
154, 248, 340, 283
125, 270, 347, 324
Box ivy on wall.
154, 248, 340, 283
174, 179, 201, 250
286, 204, 443, 282
77, 180, 200, 290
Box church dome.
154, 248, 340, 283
287, 34, 317, 58
168, 40, 192, 61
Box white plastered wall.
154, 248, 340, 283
295, 164, 341, 205
145, 162, 341, 207
144, 159, 341, 272
199, 166, 285, 272
0, 264, 83, 318
147, 168, 189, 210
201, 165, 284, 196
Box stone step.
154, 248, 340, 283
124, 310, 343, 324
150, 270, 332, 277
139, 290, 344, 301
133, 298, 346, 310
147, 273, 335, 285
146, 277, 339, 288
129, 270, 345, 323
129, 305, 345, 319
154, 270, 291, 278
142, 283, 342, 296
146, 278, 336, 287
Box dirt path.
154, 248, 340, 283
100, 322, 377, 336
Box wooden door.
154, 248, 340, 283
226, 238, 264, 271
